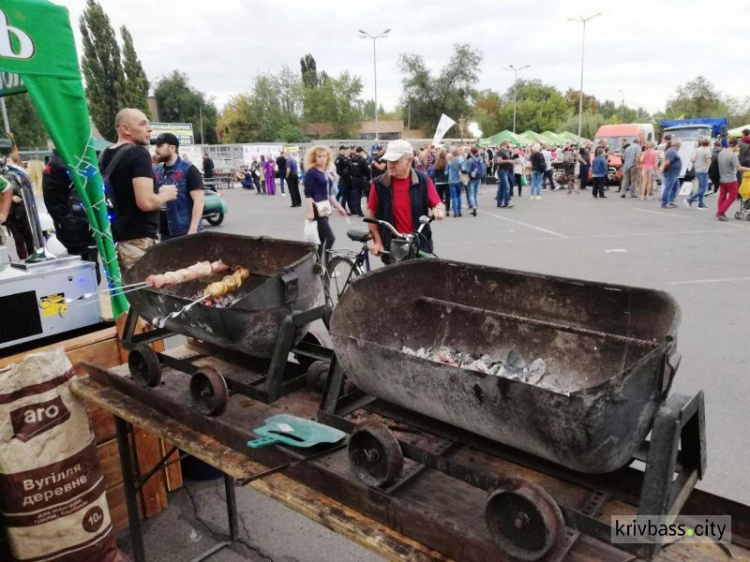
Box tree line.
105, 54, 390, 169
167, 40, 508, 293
6, 3, 750, 148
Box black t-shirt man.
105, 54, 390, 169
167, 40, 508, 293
496, 149, 513, 173
99, 144, 157, 242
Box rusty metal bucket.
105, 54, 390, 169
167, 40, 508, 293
330, 259, 681, 474
125, 232, 322, 358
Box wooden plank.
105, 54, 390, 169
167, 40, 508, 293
0, 326, 119, 369
97, 439, 125, 490
105, 483, 144, 533
70, 375, 453, 562
88, 402, 117, 444
132, 427, 169, 518
160, 438, 183, 492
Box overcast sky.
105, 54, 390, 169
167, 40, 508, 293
58, 0, 748, 118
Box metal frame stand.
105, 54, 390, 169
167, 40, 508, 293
115, 417, 238, 562
318, 369, 707, 559
119, 304, 331, 404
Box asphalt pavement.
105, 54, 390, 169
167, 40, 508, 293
129, 180, 750, 561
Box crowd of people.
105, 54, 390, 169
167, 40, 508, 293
3, 107, 750, 283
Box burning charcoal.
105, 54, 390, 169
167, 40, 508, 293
506, 349, 527, 371
526, 358, 547, 385
416, 347, 430, 359
434, 346, 461, 367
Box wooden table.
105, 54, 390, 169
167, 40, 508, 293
71, 375, 450, 562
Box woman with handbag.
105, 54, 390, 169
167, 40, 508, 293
303, 145, 347, 257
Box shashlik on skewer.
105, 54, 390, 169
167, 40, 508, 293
146, 260, 230, 289
204, 267, 250, 298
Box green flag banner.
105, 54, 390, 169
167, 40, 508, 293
0, 1, 127, 316
0, 71, 26, 97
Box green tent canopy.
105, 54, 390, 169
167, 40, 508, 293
487, 130, 521, 146
518, 131, 551, 145
0, 0, 127, 316
558, 131, 588, 144
728, 125, 750, 137
542, 131, 565, 144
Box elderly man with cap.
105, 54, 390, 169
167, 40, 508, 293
153, 132, 205, 240
366, 140, 445, 261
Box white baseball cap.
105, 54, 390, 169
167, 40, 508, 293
382, 140, 414, 161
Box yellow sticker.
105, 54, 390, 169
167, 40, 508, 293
39, 293, 67, 317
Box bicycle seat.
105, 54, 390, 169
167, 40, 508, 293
347, 229, 372, 243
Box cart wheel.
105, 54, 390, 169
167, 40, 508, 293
735, 212, 741, 220
305, 360, 330, 392
348, 421, 403, 488
294, 331, 325, 371
128, 345, 161, 388
746, 214, 750, 221
189, 367, 228, 416
485, 478, 564, 561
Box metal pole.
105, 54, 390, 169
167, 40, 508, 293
577, 21, 585, 142
373, 37, 378, 142
0, 98, 10, 134
512, 69, 518, 134
570, 13, 600, 142
115, 418, 146, 562
199, 104, 205, 145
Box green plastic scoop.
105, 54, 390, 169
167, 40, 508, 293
247, 414, 346, 449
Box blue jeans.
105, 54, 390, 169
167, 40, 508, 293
449, 183, 463, 214
530, 171, 543, 197
467, 179, 480, 209
688, 172, 708, 206
496, 170, 511, 206
661, 174, 680, 206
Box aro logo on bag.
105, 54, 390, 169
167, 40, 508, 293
0, 10, 35, 60
10, 396, 70, 442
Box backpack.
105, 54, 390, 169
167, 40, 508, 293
98, 144, 136, 238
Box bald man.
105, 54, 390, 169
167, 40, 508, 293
99, 108, 177, 272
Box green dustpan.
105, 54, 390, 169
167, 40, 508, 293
247, 414, 346, 449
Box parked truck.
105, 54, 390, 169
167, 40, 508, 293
591, 123, 656, 184
659, 118, 727, 178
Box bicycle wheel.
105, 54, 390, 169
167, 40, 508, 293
326, 256, 361, 308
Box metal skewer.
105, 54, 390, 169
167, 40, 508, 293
152, 293, 208, 329
64, 283, 149, 304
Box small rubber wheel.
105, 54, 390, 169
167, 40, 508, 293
485, 478, 564, 561
189, 367, 228, 416
128, 345, 161, 388
305, 360, 330, 392
348, 421, 403, 488
735, 212, 741, 220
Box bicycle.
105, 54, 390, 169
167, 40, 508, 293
324, 215, 434, 308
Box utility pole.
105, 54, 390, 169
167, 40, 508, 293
569, 12, 601, 141
505, 64, 530, 134
199, 105, 205, 145
359, 28, 391, 142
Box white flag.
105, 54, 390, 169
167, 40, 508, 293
432, 113, 457, 145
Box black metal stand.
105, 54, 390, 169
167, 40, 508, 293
114, 417, 239, 562
119, 305, 332, 404
318, 369, 707, 560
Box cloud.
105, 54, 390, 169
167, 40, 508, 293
59, 0, 748, 115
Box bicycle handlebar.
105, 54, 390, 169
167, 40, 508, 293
363, 215, 434, 239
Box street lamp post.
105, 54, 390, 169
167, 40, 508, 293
504, 64, 529, 134
569, 13, 601, 142
359, 28, 391, 142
